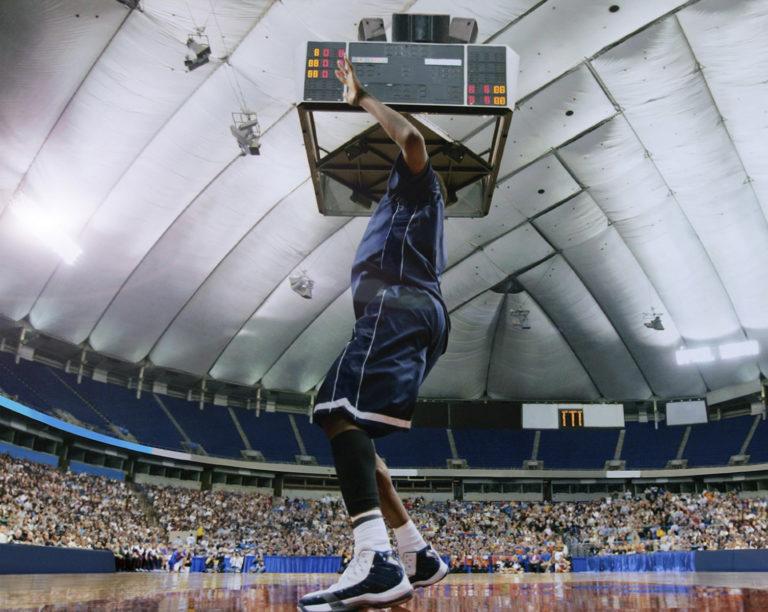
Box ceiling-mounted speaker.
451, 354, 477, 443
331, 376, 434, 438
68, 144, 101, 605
449, 17, 478, 44
392, 13, 450, 43
358, 18, 387, 42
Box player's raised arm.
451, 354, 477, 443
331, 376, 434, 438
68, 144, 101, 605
335, 56, 428, 175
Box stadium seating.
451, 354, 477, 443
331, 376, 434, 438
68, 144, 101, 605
293, 414, 334, 465
684, 415, 754, 467
236, 410, 300, 462
160, 395, 243, 458
747, 416, 768, 464
70, 377, 185, 450
538, 428, 618, 469
374, 428, 452, 468
452, 428, 535, 468
0, 352, 109, 432
622, 422, 684, 468
1, 353, 766, 470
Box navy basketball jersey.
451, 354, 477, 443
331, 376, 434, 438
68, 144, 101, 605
351, 153, 447, 318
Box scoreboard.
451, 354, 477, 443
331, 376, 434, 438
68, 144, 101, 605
302, 41, 518, 111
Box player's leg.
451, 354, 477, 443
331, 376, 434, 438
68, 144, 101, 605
375, 454, 448, 588
298, 412, 412, 611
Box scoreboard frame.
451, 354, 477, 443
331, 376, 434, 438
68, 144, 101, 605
297, 41, 518, 217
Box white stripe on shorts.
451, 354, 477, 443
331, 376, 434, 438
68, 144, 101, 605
355, 289, 388, 408
313, 397, 412, 430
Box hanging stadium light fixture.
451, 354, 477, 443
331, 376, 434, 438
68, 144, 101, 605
719, 340, 760, 360
185, 31, 211, 71
231, 112, 261, 155
675, 346, 715, 366
289, 270, 314, 299
509, 309, 531, 330
643, 308, 665, 331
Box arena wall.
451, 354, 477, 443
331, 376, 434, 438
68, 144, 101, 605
0, 543, 115, 575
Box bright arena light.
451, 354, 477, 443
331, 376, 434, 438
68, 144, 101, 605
719, 339, 760, 360
10, 197, 82, 265
675, 346, 715, 366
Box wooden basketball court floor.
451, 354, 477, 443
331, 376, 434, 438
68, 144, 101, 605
1, 572, 768, 611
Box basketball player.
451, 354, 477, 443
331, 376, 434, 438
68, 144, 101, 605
298, 57, 450, 611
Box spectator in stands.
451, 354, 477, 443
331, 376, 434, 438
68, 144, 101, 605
2, 453, 768, 573
0, 521, 10, 544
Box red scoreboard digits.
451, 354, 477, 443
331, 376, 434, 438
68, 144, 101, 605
306, 46, 343, 81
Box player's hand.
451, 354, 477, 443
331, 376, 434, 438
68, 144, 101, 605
335, 56, 364, 106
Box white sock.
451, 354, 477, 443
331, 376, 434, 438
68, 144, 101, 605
394, 520, 427, 554
352, 510, 391, 556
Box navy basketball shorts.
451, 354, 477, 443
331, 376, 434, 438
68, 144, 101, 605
313, 285, 448, 438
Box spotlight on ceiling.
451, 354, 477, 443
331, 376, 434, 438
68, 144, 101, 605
643, 309, 665, 331
676, 346, 715, 366
231, 112, 261, 155
719, 340, 760, 360
509, 309, 531, 330
289, 270, 314, 299
185, 32, 211, 71
10, 196, 82, 265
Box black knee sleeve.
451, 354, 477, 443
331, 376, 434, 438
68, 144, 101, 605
330, 429, 380, 517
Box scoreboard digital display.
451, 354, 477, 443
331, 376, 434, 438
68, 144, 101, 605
302, 41, 517, 110
559, 408, 585, 428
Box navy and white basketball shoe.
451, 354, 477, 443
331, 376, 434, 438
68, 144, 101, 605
401, 545, 449, 588
298, 549, 413, 611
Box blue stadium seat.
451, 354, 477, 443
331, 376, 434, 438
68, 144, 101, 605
374, 429, 451, 468
0, 352, 108, 432
622, 422, 684, 468
747, 416, 768, 464
684, 416, 754, 467
73, 377, 185, 451
236, 410, 300, 462
293, 415, 334, 465
452, 429, 534, 468
538, 428, 617, 469
161, 395, 244, 458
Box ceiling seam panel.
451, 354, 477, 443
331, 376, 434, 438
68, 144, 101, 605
140, 178, 318, 362
523, 218, 655, 399
445, 252, 557, 316
484, 0, 549, 44
678, 0, 768, 228
1, 2, 134, 216
674, 12, 768, 225
591, 18, 765, 380
543, 151, 659, 397
585, 63, 747, 338
480, 291, 508, 399
461, 0, 701, 148
493, 287, 603, 399
544, 70, 711, 394
21, 0, 283, 319
536, 192, 709, 395
556, 116, 727, 393
83, 105, 296, 346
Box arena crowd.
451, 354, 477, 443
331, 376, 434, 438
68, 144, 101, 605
1, 453, 767, 573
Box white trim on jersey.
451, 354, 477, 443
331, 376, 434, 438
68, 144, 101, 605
400, 210, 418, 280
